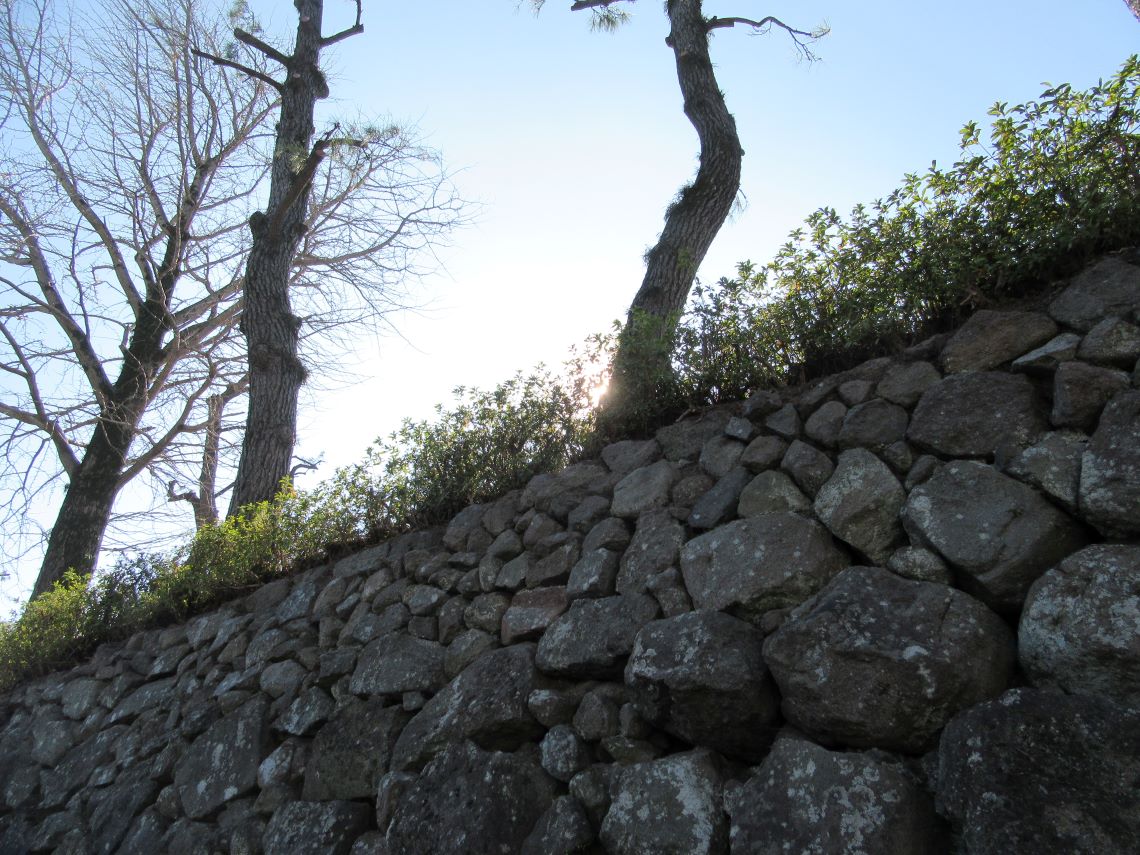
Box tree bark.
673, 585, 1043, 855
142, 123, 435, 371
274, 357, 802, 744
1125, 1, 1140, 23
228, 0, 330, 513
604, 0, 743, 422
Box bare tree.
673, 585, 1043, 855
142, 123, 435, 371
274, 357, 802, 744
195, 0, 368, 514
0, 0, 463, 598
533, 1, 824, 424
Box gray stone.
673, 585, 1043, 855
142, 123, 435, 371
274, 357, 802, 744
699, 435, 745, 478
736, 470, 811, 516
528, 541, 581, 588
391, 643, 544, 772
567, 494, 611, 533
671, 472, 713, 507
1079, 316, 1140, 368
527, 685, 590, 728
601, 439, 662, 475
303, 698, 409, 800
904, 461, 1087, 611
763, 566, 1014, 752
536, 594, 660, 680
764, 403, 801, 439
804, 400, 848, 447
1051, 360, 1130, 430
836, 398, 910, 451
625, 611, 779, 762
582, 516, 630, 553
60, 677, 104, 720
444, 503, 487, 551
611, 460, 679, 518
573, 688, 621, 741
600, 750, 727, 855
876, 360, 942, 407
348, 634, 446, 697
1048, 255, 1140, 331
275, 573, 319, 622
909, 372, 1047, 458
567, 548, 620, 598
540, 724, 592, 782
939, 309, 1058, 373
482, 490, 522, 536
725, 415, 755, 440
174, 697, 269, 819
813, 448, 906, 565
464, 592, 510, 634
616, 509, 685, 594
527, 462, 612, 523
1006, 429, 1087, 512
742, 388, 783, 417
443, 629, 497, 679
887, 546, 953, 585
402, 584, 448, 616
655, 409, 732, 461
332, 544, 388, 579
780, 439, 834, 497
487, 529, 523, 561
386, 741, 557, 855
496, 554, 530, 591
87, 768, 159, 854
727, 734, 944, 854
1019, 545, 1140, 707
263, 800, 371, 855
688, 467, 752, 530
838, 378, 875, 405
258, 739, 306, 789
501, 586, 570, 644
108, 676, 177, 724
259, 659, 306, 700
740, 434, 788, 471
936, 688, 1140, 855
680, 513, 849, 621
30, 717, 73, 766
1080, 390, 1140, 536
521, 796, 596, 855
1011, 331, 1083, 374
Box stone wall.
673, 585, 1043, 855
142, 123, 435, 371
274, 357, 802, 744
2, 254, 1139, 854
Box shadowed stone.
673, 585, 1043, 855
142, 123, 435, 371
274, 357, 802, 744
1079, 390, 1140, 537
175, 697, 269, 820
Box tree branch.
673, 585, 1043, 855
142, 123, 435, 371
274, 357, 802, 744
233, 27, 291, 66
705, 16, 828, 60
322, 0, 363, 47
191, 47, 283, 92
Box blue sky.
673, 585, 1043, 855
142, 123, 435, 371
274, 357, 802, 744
2, 0, 1137, 602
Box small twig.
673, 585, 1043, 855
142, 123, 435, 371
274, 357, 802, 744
706, 16, 828, 61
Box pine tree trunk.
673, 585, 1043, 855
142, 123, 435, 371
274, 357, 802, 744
605, 0, 743, 424
228, 0, 328, 514
1125, 0, 1140, 23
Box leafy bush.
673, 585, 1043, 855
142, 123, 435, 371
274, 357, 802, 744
669, 55, 1140, 404
2, 58, 1137, 690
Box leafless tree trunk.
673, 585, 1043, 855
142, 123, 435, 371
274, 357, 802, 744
218, 0, 365, 513
542, 1, 823, 425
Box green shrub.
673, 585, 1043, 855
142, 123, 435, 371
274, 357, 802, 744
668, 55, 1140, 404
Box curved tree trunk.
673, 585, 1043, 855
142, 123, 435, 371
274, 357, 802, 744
604, 0, 743, 424
228, 0, 328, 513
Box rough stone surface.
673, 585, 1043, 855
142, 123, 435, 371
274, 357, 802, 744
263, 800, 370, 855
174, 697, 269, 820
763, 567, 1014, 752
1051, 360, 1130, 430
1079, 389, 1140, 536
699, 435, 745, 479
610, 460, 678, 518
386, 741, 557, 855
655, 410, 732, 462
939, 309, 1058, 373
625, 611, 779, 761
521, 795, 595, 855
601, 439, 662, 475
500, 586, 570, 644
616, 509, 685, 594
1019, 545, 1140, 707
536, 594, 660, 680
780, 439, 834, 497
727, 734, 945, 854
903, 460, 1087, 611
736, 469, 811, 516
391, 644, 543, 772
1078, 316, 1140, 368
302, 699, 408, 800
936, 688, 1140, 855
813, 448, 906, 564
1006, 430, 1087, 513
740, 434, 787, 471
687, 467, 751, 531
908, 372, 1047, 458
876, 360, 942, 407
1048, 255, 1140, 331
804, 400, 848, 447
837, 399, 909, 451
348, 634, 445, 697
600, 750, 727, 855
681, 514, 848, 621
1011, 331, 1082, 374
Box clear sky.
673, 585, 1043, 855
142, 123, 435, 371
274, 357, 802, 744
2, 0, 1137, 604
